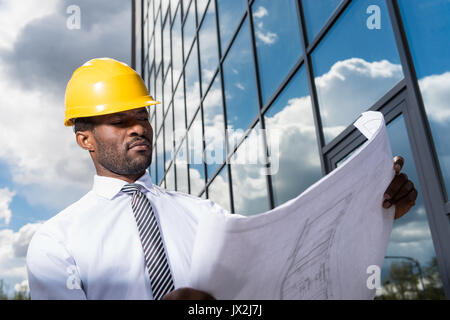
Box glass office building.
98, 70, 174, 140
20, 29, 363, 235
133, 0, 450, 298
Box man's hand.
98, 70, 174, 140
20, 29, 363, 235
383, 156, 418, 219
161, 287, 216, 300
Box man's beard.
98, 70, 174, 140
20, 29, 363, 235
94, 136, 152, 176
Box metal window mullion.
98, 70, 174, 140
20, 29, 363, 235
214, 0, 235, 213
140, 0, 145, 77
328, 87, 407, 168
168, 2, 178, 191
387, 0, 450, 298
132, 0, 136, 70
217, 6, 248, 64
246, 0, 275, 210
305, 0, 351, 55
193, 1, 209, 198
388, 0, 448, 204
296, 0, 327, 175
323, 79, 407, 157
176, 0, 190, 194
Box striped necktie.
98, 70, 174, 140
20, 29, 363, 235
121, 183, 175, 300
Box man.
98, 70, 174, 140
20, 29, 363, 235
26, 58, 417, 300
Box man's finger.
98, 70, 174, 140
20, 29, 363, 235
394, 188, 418, 219
384, 173, 408, 200
391, 180, 415, 203
393, 156, 404, 174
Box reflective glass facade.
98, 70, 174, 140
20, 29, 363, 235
135, 0, 450, 298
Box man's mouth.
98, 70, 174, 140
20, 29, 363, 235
128, 139, 150, 151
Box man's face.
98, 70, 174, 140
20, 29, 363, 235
89, 108, 153, 176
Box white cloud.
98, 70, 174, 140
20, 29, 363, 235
0, 223, 42, 297
0, 0, 58, 50
255, 29, 278, 45
253, 6, 268, 19
315, 58, 403, 141
235, 82, 245, 91
253, 6, 278, 46
390, 217, 432, 244
0, 188, 15, 225
418, 71, 450, 123
0, 62, 94, 210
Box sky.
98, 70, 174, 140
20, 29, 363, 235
0, 0, 131, 297
0, 0, 448, 298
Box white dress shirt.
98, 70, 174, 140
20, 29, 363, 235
26, 171, 230, 300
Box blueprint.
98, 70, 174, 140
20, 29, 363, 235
188, 111, 395, 299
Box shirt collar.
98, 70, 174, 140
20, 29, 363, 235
92, 171, 155, 200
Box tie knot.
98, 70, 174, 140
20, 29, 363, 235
121, 183, 143, 195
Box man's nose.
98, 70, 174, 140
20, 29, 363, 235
128, 120, 147, 137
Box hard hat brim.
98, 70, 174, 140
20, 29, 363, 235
64, 96, 160, 126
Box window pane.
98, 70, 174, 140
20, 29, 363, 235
149, 1, 155, 37
143, 57, 149, 85
230, 124, 270, 216
172, 8, 183, 83
154, 0, 161, 13
149, 66, 155, 97
163, 15, 171, 75
188, 112, 205, 196
197, 0, 209, 21
398, 0, 450, 197
175, 138, 189, 193
223, 19, 259, 151
144, 20, 149, 60
183, 0, 191, 18
185, 42, 201, 126
156, 131, 165, 185
165, 105, 174, 167
165, 163, 175, 191
302, 0, 342, 42
164, 67, 172, 107
162, 0, 169, 19
144, 0, 148, 20
253, 0, 303, 104
155, 11, 162, 68
183, 1, 196, 60
148, 35, 155, 74
171, 0, 178, 18
217, 0, 247, 52
156, 70, 164, 132
173, 75, 186, 150
135, 0, 142, 75
150, 141, 157, 184
264, 67, 322, 206
311, 0, 404, 144
208, 166, 231, 212
378, 115, 445, 299
199, 0, 219, 93
203, 75, 226, 180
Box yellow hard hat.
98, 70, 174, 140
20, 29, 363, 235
64, 57, 159, 126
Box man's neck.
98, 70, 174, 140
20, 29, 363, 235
95, 168, 146, 184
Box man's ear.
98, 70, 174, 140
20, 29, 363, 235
76, 131, 95, 152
